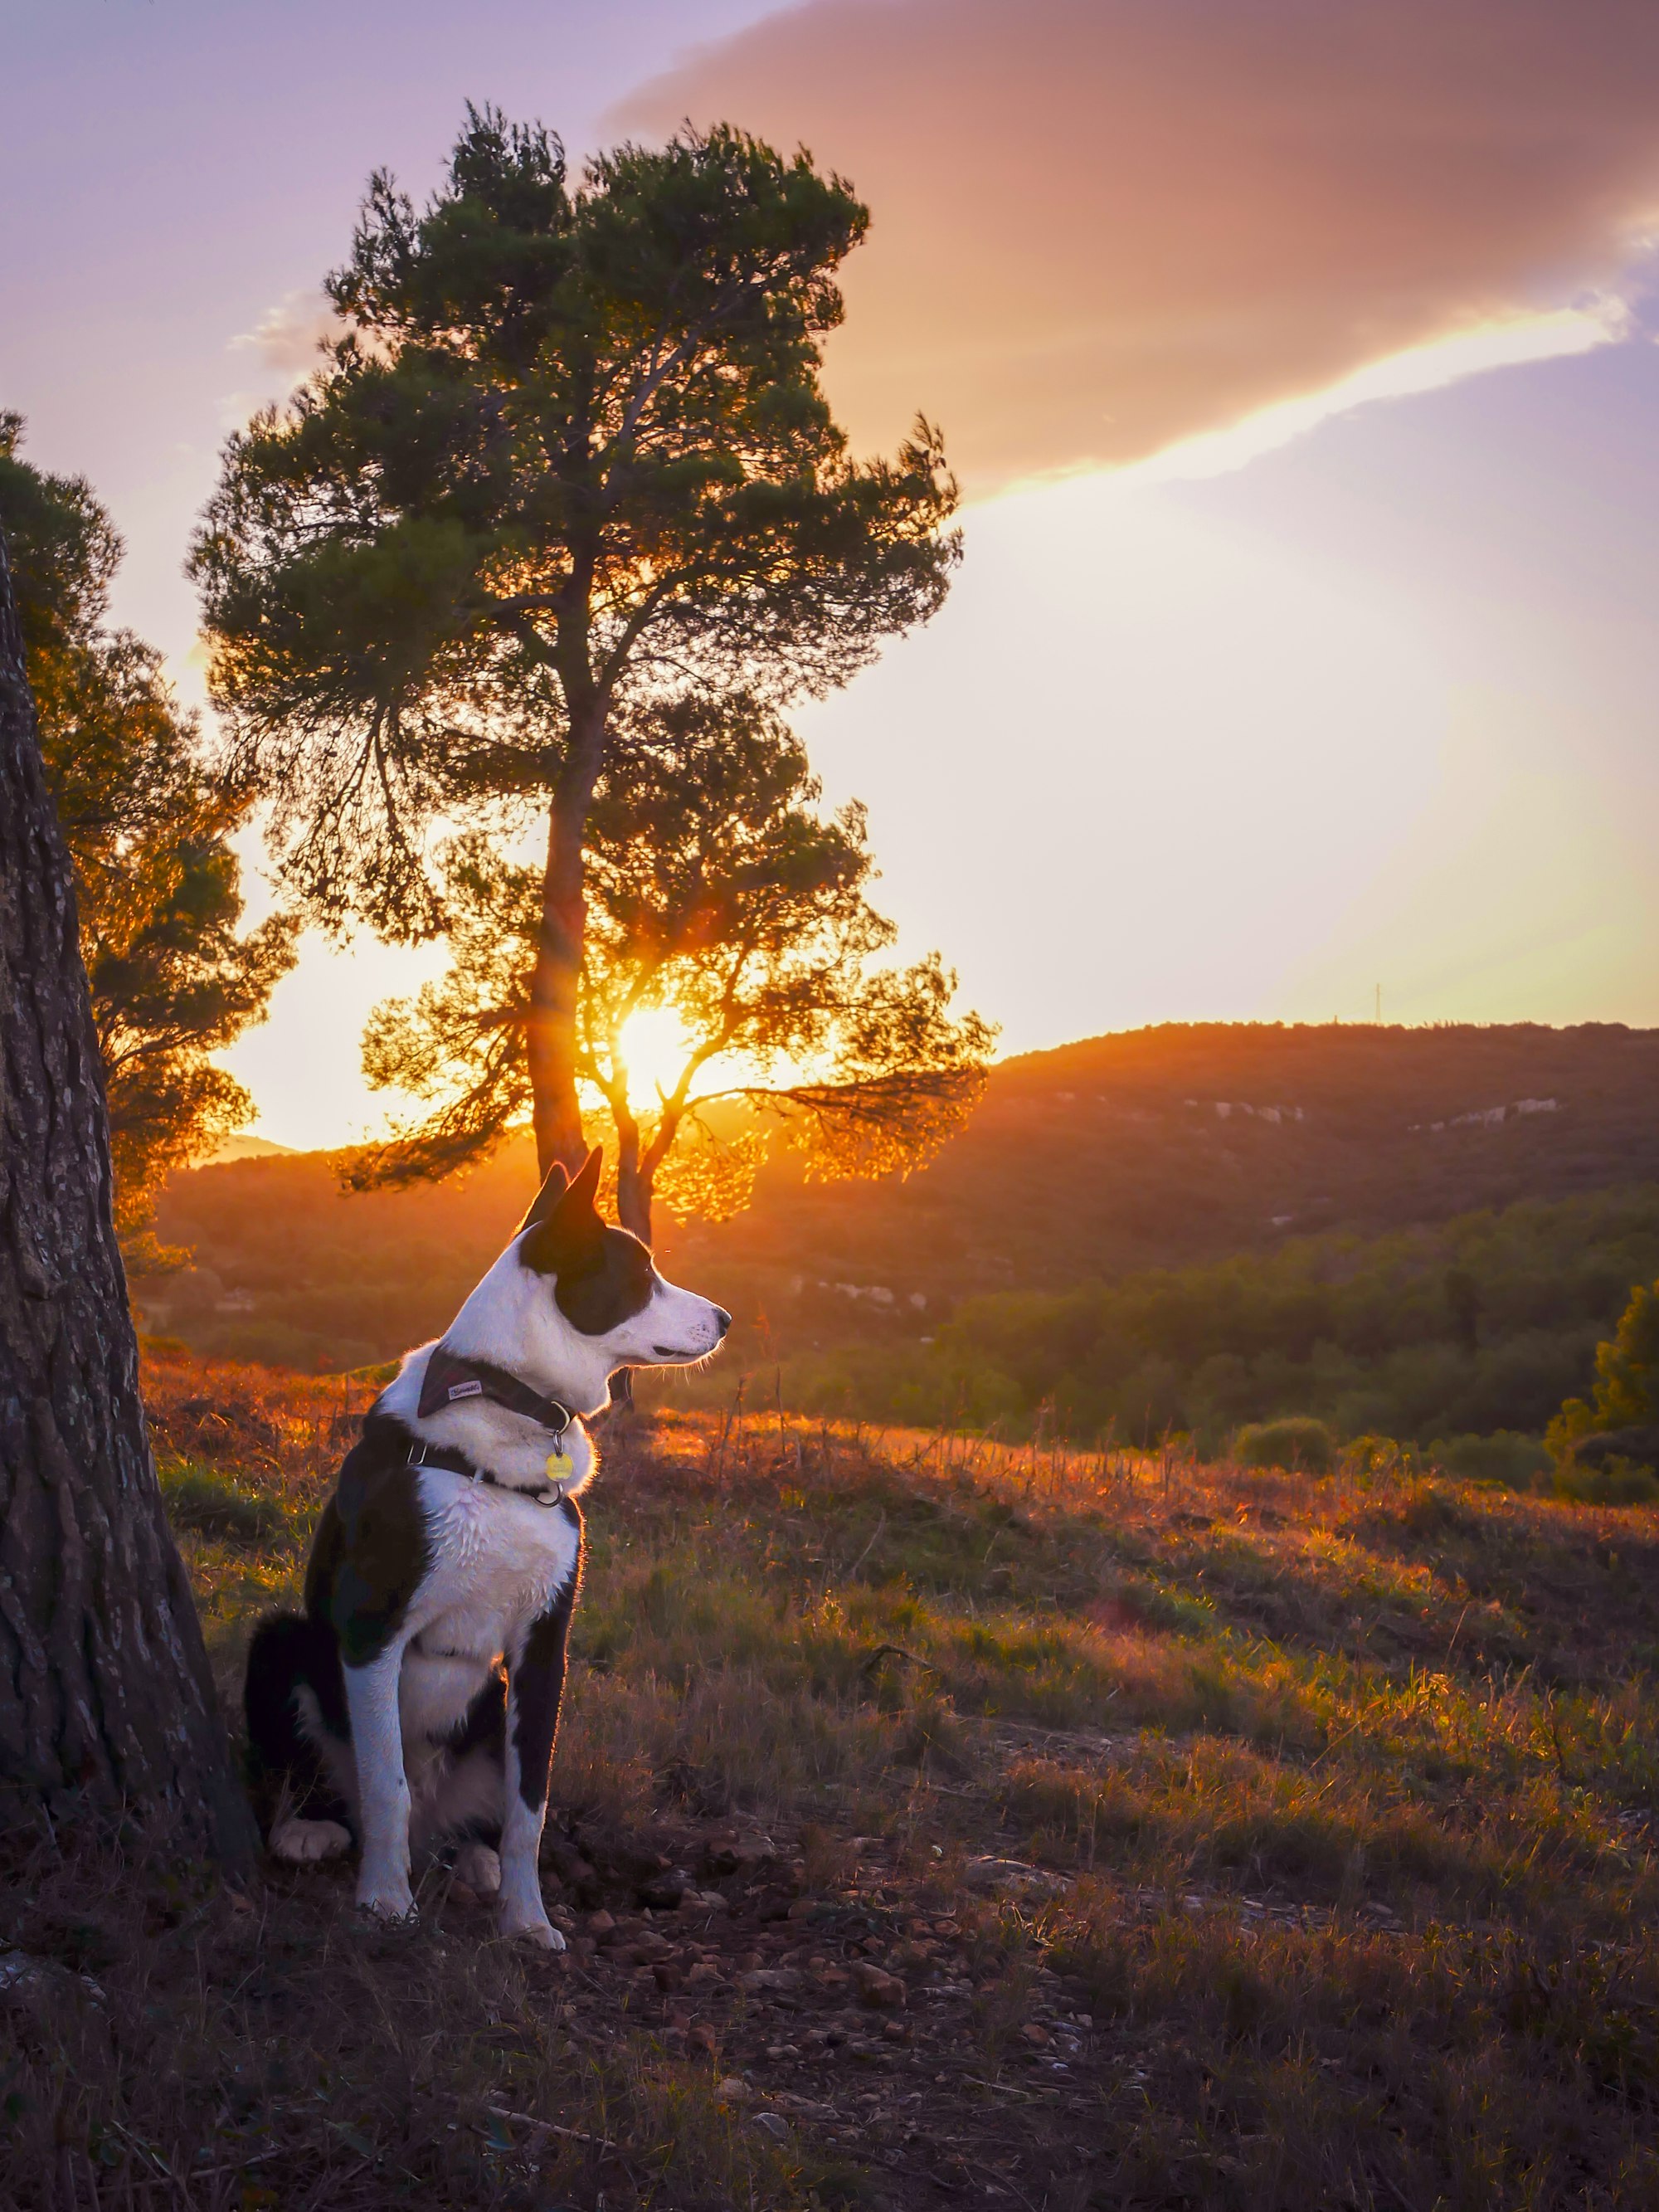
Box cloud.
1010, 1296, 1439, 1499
230, 289, 343, 380
615, 0, 1659, 492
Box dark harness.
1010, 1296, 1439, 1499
409, 1347, 581, 1508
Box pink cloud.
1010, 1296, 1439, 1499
231, 290, 344, 380
616, 0, 1659, 490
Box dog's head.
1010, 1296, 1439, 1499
465, 1148, 728, 1411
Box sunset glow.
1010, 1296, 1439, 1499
606, 1007, 701, 1109
7, 0, 1659, 1151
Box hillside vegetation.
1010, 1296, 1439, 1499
6, 1349, 1658, 2207
143, 1023, 1659, 1448
676, 1016, 1659, 1310
775, 1184, 1659, 1456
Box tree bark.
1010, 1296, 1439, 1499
527, 685, 606, 1181
0, 535, 255, 1864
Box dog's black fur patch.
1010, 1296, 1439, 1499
547, 1227, 655, 1337
305, 1415, 431, 1668
244, 1610, 352, 1835
519, 1150, 655, 1336
511, 1497, 583, 1810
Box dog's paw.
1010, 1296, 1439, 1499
270, 1816, 352, 1864
499, 1912, 567, 1952
355, 1881, 416, 1923
454, 1844, 502, 1898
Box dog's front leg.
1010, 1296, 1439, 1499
499, 1576, 577, 1950
343, 1642, 416, 1920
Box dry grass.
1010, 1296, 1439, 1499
2, 1348, 1657, 2207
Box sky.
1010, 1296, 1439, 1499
7, 0, 1659, 1148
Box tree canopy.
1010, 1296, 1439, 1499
1549, 1274, 1659, 1454
0, 416, 294, 1246
350, 693, 994, 1238
192, 107, 961, 1179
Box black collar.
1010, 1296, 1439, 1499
403, 1437, 577, 1510
417, 1346, 577, 1439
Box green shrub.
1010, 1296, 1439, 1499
1429, 1430, 1553, 1490
1233, 1416, 1336, 1474
1552, 1455, 1659, 1507
1341, 1433, 1420, 1481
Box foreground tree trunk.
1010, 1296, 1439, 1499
0, 537, 254, 1864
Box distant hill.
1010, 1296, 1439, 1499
674, 1019, 1659, 1319
146, 1021, 1659, 1375
200, 1133, 296, 1163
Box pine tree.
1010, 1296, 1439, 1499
191, 108, 959, 1182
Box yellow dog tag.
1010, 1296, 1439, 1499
546, 1448, 575, 1482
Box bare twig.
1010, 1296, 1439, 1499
849, 1512, 887, 1581
484, 2104, 616, 2150
861, 1641, 938, 1678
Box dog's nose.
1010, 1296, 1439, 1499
713, 1307, 732, 1337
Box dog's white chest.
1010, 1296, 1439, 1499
412, 1472, 578, 1662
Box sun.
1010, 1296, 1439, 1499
610, 1007, 696, 1108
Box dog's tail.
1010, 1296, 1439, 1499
243, 1610, 349, 1837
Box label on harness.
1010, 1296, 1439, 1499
446, 1379, 485, 1401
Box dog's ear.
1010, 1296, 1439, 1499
566, 1145, 603, 1215
518, 1159, 570, 1233
521, 1147, 606, 1276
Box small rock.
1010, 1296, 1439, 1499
714, 2076, 752, 2105
738, 1967, 804, 1995
751, 2112, 789, 2141
0, 1951, 105, 2009
882, 2018, 910, 2044
586, 1910, 615, 1937
965, 1856, 1068, 1900
678, 1888, 730, 1914
684, 1961, 724, 1985
640, 1868, 689, 1909
707, 1834, 777, 1876
689, 2023, 718, 2058
851, 1962, 906, 2010
1020, 2022, 1051, 2047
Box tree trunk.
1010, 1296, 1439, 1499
0, 536, 255, 1864
527, 692, 607, 1179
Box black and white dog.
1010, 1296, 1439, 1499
242, 1149, 728, 1948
